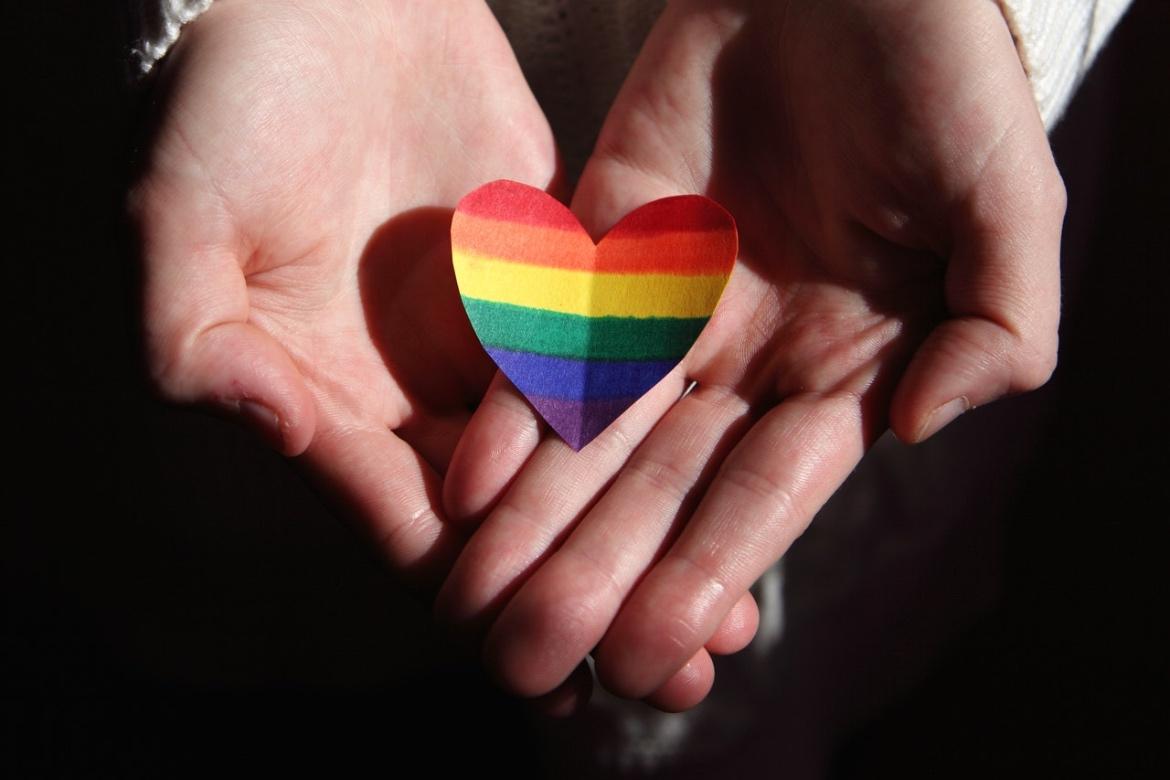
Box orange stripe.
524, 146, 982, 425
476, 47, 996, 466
596, 231, 737, 275
452, 212, 737, 275
452, 212, 593, 269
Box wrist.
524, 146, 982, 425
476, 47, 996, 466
991, 0, 1132, 129
991, 0, 1028, 72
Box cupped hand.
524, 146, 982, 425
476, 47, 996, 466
131, 0, 556, 587
437, 0, 1064, 710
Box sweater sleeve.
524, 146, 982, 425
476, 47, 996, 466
127, 0, 213, 76
996, 0, 1132, 129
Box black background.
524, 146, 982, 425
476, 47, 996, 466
6, 1, 1167, 777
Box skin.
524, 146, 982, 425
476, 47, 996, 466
438, 0, 1065, 712
133, 0, 755, 712
130, 0, 560, 587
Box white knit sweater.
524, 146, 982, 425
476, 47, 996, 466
128, 0, 213, 75
996, 0, 1131, 125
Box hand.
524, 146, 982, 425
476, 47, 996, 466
437, 0, 1064, 710
131, 0, 556, 587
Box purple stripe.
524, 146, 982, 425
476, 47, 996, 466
486, 347, 675, 401
528, 395, 641, 451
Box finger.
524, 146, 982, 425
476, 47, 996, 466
398, 409, 474, 479
568, 0, 740, 239
159, 320, 317, 456
133, 180, 316, 456
433, 370, 689, 640
641, 649, 715, 713
528, 662, 594, 719
302, 419, 462, 591
594, 392, 867, 698
705, 590, 759, 656
479, 384, 752, 696
637, 594, 758, 714
442, 372, 543, 529
890, 93, 1065, 443
445, 10, 734, 681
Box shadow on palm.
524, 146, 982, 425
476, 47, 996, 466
690, 17, 949, 440
358, 206, 495, 473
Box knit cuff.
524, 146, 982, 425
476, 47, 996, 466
995, 0, 1132, 129
129, 0, 215, 77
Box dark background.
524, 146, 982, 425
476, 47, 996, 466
6, 1, 1167, 777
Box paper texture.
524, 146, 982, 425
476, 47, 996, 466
452, 180, 737, 450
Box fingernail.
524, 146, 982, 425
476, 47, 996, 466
237, 399, 285, 452
917, 396, 969, 442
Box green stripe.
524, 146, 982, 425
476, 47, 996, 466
462, 297, 707, 361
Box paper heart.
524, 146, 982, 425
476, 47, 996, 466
451, 180, 737, 450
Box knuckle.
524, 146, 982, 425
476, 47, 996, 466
1041, 166, 1068, 221
1008, 313, 1060, 392
494, 596, 598, 697
664, 614, 705, 660
1015, 340, 1058, 391
144, 336, 189, 401
431, 555, 495, 632
559, 545, 624, 605
626, 452, 693, 505
375, 504, 439, 568
597, 612, 699, 699
673, 552, 732, 612
720, 461, 787, 507
493, 498, 558, 544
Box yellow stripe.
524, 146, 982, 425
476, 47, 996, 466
452, 249, 730, 319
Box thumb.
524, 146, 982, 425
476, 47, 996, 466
571, 154, 693, 240
133, 180, 316, 456
151, 320, 317, 456
568, 0, 729, 237
889, 132, 1066, 443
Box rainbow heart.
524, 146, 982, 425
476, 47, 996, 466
451, 180, 737, 450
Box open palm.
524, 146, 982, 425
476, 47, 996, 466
133, 0, 556, 586
438, 0, 1065, 710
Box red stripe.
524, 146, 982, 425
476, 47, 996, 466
455, 180, 581, 231
603, 195, 737, 236
454, 182, 738, 274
